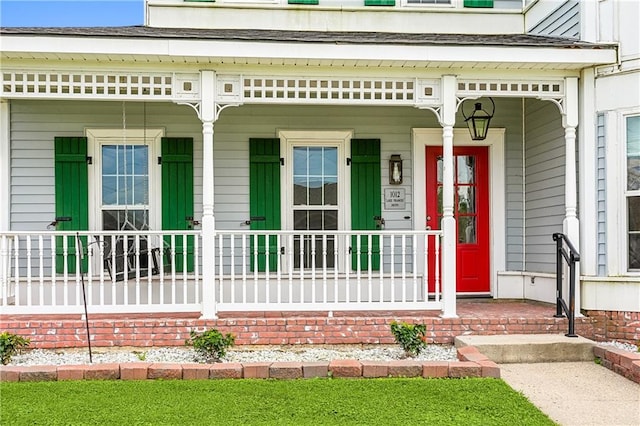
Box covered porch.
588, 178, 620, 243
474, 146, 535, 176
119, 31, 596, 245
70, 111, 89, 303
0, 28, 617, 322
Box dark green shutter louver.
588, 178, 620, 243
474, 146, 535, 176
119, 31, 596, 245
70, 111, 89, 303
350, 139, 381, 271
161, 137, 195, 272
365, 0, 395, 5
249, 138, 281, 272
464, 0, 493, 7
54, 137, 89, 274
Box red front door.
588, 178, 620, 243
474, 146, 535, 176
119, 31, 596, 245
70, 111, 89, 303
426, 146, 490, 293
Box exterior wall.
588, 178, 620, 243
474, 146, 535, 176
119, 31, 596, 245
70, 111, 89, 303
523, 98, 565, 274
9, 100, 203, 231
526, 0, 579, 38
9, 98, 527, 275
146, 1, 525, 34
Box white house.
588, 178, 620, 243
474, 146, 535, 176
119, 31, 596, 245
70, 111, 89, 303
0, 0, 637, 341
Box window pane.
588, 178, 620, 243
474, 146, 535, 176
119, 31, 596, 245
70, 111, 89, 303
458, 217, 476, 244
294, 210, 307, 230
133, 146, 148, 175
457, 155, 475, 184
628, 197, 640, 231
628, 197, 640, 269
308, 147, 323, 176
457, 186, 475, 214
118, 177, 131, 204
324, 210, 338, 230
294, 177, 307, 205
102, 145, 117, 174
627, 116, 640, 190
309, 180, 323, 205
133, 176, 148, 205
437, 156, 443, 184
102, 176, 117, 205
325, 177, 338, 205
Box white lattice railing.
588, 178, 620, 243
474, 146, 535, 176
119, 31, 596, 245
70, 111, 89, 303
457, 79, 564, 98
214, 230, 442, 312
1, 229, 442, 315
1, 71, 200, 100
217, 74, 441, 106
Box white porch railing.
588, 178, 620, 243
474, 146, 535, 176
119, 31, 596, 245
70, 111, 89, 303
0, 231, 202, 314
0, 230, 442, 315
214, 230, 442, 313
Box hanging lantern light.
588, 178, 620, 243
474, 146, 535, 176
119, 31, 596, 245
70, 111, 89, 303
462, 97, 495, 141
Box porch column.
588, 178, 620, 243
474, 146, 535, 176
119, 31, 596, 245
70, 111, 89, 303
441, 75, 457, 318
200, 71, 217, 319
563, 76, 581, 316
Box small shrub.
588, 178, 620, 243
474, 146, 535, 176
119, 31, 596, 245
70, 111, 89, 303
185, 328, 235, 362
0, 332, 30, 365
390, 321, 427, 357
134, 351, 147, 361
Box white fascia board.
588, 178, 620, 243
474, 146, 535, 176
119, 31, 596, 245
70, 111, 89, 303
1, 35, 618, 68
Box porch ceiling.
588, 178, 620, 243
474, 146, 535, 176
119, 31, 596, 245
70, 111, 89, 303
0, 27, 617, 71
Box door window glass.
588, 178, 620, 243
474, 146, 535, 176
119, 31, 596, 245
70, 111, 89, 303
435, 153, 478, 243
101, 144, 149, 230
292, 146, 338, 268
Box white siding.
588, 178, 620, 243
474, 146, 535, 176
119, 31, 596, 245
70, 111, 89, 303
10, 99, 527, 269
528, 0, 580, 39
9, 100, 203, 231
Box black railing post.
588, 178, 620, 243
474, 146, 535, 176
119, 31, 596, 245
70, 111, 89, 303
566, 250, 578, 337
552, 233, 564, 318
552, 232, 580, 338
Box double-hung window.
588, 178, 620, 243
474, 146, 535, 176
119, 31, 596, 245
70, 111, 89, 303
626, 115, 640, 270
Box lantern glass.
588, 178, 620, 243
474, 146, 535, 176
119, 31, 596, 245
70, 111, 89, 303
389, 155, 402, 185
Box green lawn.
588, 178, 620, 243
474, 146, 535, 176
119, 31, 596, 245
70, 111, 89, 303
1, 378, 555, 425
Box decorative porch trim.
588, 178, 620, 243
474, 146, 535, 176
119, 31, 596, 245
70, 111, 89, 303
456, 79, 564, 98
2, 70, 574, 109
1, 70, 200, 101
231, 75, 441, 106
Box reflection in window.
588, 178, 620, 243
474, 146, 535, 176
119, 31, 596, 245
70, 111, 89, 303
101, 144, 149, 231
628, 116, 640, 270
292, 146, 339, 269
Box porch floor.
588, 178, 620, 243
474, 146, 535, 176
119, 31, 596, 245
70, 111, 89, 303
0, 299, 601, 349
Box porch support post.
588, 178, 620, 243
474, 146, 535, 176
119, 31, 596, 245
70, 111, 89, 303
563, 76, 581, 316
200, 70, 217, 319
441, 75, 458, 318
0, 100, 9, 232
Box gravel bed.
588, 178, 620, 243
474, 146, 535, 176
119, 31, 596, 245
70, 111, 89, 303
9, 344, 458, 366
597, 340, 638, 353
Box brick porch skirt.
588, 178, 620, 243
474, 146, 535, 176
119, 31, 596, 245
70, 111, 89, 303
2, 301, 637, 349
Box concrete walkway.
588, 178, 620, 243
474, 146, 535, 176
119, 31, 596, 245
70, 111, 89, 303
500, 362, 640, 426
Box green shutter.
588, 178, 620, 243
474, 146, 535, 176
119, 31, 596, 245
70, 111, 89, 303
365, 0, 395, 6
464, 0, 493, 7
350, 139, 381, 271
54, 137, 89, 274
249, 138, 281, 272
161, 137, 194, 272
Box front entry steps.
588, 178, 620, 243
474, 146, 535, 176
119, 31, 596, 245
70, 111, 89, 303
455, 334, 596, 363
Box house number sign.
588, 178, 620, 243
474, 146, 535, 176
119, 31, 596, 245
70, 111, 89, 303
384, 188, 406, 210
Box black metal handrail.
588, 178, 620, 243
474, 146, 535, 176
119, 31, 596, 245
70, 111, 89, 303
552, 232, 580, 337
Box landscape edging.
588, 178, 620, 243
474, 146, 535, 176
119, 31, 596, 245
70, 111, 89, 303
0, 346, 500, 382
593, 345, 640, 384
